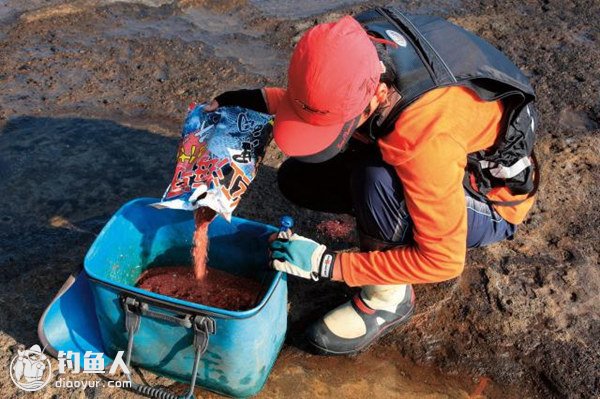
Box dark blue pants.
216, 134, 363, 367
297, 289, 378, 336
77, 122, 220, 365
277, 141, 516, 249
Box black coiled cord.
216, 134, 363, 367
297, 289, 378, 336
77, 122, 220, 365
129, 381, 190, 399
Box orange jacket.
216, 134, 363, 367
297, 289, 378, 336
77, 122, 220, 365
264, 86, 535, 286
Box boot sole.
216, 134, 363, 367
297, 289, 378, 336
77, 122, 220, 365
307, 305, 415, 356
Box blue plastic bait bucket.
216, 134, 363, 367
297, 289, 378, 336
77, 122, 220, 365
40, 198, 287, 398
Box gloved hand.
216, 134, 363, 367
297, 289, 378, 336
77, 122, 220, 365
270, 233, 336, 281
204, 89, 268, 113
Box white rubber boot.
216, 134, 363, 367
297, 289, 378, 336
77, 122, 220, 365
307, 284, 415, 354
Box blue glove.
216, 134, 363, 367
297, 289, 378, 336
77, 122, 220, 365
270, 233, 336, 281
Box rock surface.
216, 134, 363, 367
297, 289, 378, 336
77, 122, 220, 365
0, 1, 598, 398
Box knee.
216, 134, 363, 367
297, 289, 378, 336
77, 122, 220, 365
350, 164, 409, 243
350, 164, 397, 204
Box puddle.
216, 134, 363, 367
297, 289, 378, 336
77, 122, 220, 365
250, 0, 464, 19
179, 7, 286, 74
102, 4, 286, 76
4, 0, 286, 77
249, 0, 364, 19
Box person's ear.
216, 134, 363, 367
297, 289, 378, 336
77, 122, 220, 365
375, 83, 388, 104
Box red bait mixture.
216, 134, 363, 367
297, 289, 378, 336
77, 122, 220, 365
136, 266, 261, 310
316, 218, 355, 241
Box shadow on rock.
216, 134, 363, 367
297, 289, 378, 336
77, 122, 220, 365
0, 115, 178, 345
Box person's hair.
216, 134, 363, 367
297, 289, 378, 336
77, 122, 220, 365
373, 41, 397, 87
361, 41, 397, 116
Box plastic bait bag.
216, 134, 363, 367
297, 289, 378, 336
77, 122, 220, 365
151, 103, 273, 220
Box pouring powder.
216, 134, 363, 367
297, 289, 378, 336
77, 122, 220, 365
191, 207, 215, 280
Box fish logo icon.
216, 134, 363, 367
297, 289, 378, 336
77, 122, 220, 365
10, 344, 52, 392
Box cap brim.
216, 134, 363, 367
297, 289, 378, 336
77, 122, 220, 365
273, 94, 361, 163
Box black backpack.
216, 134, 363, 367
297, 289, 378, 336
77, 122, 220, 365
356, 7, 539, 205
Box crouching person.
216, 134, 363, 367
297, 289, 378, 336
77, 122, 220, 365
208, 7, 538, 354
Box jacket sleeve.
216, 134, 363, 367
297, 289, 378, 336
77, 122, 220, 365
338, 133, 469, 286
263, 87, 287, 115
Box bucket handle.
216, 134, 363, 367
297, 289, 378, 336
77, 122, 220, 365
120, 297, 216, 399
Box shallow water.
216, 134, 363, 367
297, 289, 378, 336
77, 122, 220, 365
103, 4, 286, 75
1, 0, 464, 79
250, 0, 464, 19
249, 0, 365, 19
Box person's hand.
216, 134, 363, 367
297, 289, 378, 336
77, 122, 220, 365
270, 233, 336, 280
204, 89, 268, 113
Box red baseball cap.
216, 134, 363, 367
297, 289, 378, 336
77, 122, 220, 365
273, 16, 381, 163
